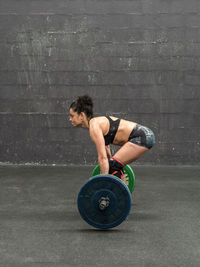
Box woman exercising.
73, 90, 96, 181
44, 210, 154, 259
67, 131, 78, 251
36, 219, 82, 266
69, 95, 155, 179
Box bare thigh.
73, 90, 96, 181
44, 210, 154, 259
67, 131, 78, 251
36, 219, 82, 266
113, 142, 149, 165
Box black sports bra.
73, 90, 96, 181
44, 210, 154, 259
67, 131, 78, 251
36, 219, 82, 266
104, 116, 120, 145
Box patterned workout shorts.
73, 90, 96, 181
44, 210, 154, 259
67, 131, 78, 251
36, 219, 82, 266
128, 124, 155, 149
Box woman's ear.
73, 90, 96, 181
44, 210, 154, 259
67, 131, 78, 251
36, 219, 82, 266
80, 112, 86, 120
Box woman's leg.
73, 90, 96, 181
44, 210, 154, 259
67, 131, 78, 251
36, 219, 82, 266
113, 142, 149, 165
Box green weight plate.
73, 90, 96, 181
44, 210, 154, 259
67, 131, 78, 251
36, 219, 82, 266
91, 164, 135, 193
92, 165, 101, 177
123, 165, 135, 193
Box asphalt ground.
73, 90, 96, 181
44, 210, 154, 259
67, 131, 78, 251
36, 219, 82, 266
0, 165, 199, 267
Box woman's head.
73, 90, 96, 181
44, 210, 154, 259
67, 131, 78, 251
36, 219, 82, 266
69, 95, 93, 128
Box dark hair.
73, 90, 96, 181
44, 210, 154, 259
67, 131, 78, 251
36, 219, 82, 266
70, 95, 93, 119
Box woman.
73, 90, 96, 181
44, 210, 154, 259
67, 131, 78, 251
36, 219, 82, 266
69, 95, 155, 179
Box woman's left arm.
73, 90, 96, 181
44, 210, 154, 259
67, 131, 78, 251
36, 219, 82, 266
105, 145, 112, 159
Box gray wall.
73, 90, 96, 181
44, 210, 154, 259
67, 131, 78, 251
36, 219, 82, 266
0, 0, 200, 165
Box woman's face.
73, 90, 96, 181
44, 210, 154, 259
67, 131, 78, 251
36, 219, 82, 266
69, 108, 83, 127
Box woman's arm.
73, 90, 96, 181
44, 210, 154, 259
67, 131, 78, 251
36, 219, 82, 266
105, 145, 112, 159
89, 119, 109, 174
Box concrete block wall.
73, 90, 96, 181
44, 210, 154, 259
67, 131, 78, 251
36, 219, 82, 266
0, 0, 200, 165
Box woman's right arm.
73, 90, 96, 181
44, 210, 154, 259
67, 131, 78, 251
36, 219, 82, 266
89, 119, 109, 174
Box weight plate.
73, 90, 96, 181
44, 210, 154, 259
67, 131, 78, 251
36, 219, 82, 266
91, 164, 135, 193
123, 165, 135, 193
77, 175, 131, 229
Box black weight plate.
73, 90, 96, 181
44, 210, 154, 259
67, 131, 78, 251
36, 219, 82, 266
77, 175, 131, 229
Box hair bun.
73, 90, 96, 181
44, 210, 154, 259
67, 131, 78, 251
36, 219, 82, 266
77, 95, 93, 108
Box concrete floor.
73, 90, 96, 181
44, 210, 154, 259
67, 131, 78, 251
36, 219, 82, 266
0, 165, 199, 267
